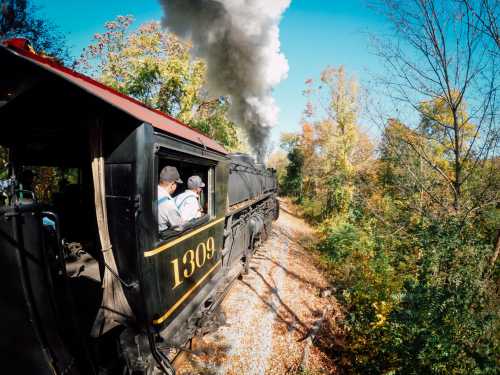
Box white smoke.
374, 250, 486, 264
159, 0, 290, 160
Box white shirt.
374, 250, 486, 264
175, 190, 202, 222
158, 185, 182, 231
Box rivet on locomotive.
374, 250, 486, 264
0, 39, 279, 374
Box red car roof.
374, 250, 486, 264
2, 38, 227, 154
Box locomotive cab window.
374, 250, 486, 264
156, 148, 215, 241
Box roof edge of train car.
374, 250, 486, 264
0, 38, 227, 155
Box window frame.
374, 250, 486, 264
154, 145, 217, 242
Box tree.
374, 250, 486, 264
279, 67, 373, 221
303, 67, 371, 218
373, 0, 500, 214
189, 97, 240, 150
78, 16, 242, 150
266, 149, 289, 189
461, 0, 500, 50
280, 133, 303, 199
0, 0, 68, 61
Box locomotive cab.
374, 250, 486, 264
0, 40, 279, 375
0, 39, 234, 374
0, 47, 149, 372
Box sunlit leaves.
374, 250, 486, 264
281, 66, 373, 221
77, 16, 241, 149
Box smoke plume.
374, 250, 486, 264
159, 0, 290, 160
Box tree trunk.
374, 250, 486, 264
452, 109, 462, 212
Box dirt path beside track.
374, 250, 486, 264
175, 200, 339, 375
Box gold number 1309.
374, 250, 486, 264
171, 237, 216, 289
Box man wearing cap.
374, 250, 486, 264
175, 175, 205, 222
158, 166, 183, 231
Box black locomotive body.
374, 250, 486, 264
0, 39, 278, 374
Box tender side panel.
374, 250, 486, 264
139, 134, 229, 332
144, 218, 225, 327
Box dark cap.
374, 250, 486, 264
160, 166, 183, 183
187, 175, 205, 189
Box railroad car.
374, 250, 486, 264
0, 39, 279, 374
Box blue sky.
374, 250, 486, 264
38, 0, 388, 148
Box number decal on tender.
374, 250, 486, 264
171, 258, 182, 289
182, 250, 196, 279
206, 237, 215, 260
171, 237, 216, 290
195, 242, 206, 268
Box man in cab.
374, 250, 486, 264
158, 166, 183, 231
175, 175, 205, 222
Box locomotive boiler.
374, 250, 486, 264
0, 39, 279, 374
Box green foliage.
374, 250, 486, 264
78, 16, 241, 150
282, 145, 304, 200
316, 212, 499, 374
0, 0, 69, 62
300, 67, 362, 218
388, 224, 498, 374
280, 1, 500, 371
189, 98, 240, 151
279, 67, 372, 218
300, 196, 324, 222
318, 222, 360, 262
282, 65, 499, 375
266, 150, 289, 189
291, 104, 499, 373
325, 172, 352, 217
78, 16, 202, 118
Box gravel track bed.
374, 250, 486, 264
176, 203, 338, 374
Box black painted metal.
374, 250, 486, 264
0, 205, 81, 374
227, 153, 276, 206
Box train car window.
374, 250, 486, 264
18, 166, 80, 205
156, 150, 216, 240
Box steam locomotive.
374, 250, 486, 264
0, 39, 279, 374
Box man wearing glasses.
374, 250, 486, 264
175, 175, 205, 222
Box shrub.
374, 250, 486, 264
317, 217, 499, 374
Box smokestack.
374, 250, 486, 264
159, 0, 290, 161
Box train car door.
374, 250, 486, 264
103, 122, 156, 324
